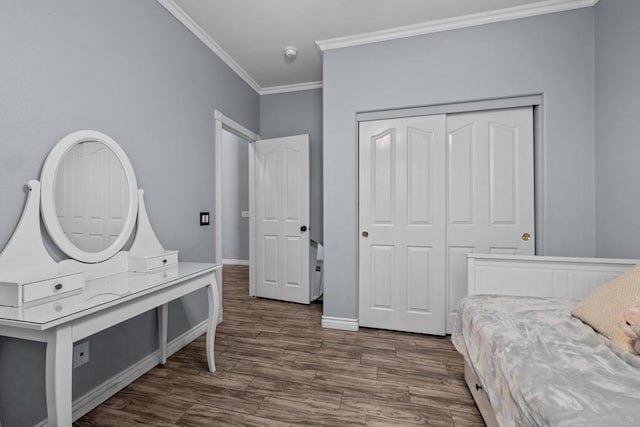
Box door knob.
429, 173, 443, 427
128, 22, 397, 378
300, 225, 308, 232
362, 231, 369, 238
522, 232, 531, 241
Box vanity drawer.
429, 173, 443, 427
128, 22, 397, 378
129, 251, 178, 273
22, 273, 84, 304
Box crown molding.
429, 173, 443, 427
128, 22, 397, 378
259, 81, 323, 96
157, 0, 261, 94
316, 0, 600, 52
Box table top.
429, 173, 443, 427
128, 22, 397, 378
0, 262, 219, 330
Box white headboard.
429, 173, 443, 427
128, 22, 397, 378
467, 254, 638, 299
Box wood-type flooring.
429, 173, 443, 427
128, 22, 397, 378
75, 265, 484, 426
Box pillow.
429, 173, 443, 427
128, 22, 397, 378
571, 263, 640, 351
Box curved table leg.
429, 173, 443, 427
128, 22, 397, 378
46, 324, 73, 427
206, 273, 220, 372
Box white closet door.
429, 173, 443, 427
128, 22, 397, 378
446, 107, 535, 332
255, 134, 310, 304
358, 115, 447, 335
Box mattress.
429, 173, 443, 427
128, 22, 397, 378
452, 295, 640, 427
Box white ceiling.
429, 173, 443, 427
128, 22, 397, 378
160, 0, 597, 94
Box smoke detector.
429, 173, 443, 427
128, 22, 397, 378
284, 46, 298, 61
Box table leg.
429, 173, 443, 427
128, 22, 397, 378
206, 273, 220, 372
46, 325, 73, 427
158, 303, 168, 365
216, 268, 223, 322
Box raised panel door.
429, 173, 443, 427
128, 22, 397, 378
255, 135, 310, 304
359, 115, 447, 335
445, 107, 534, 332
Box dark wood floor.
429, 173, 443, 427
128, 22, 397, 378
75, 265, 484, 426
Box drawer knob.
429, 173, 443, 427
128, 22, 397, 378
54, 283, 63, 291
162, 259, 168, 264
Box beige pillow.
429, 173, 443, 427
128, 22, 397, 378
571, 264, 640, 351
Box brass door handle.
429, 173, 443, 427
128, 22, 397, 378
522, 232, 531, 241
362, 231, 369, 238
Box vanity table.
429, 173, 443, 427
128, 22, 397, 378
0, 131, 221, 427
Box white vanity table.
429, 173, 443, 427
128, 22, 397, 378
0, 131, 221, 427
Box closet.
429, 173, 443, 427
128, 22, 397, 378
358, 107, 534, 335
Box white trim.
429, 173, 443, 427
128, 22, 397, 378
213, 111, 259, 298
316, 0, 599, 52
248, 139, 257, 297
214, 110, 259, 142
222, 258, 249, 266
35, 320, 209, 427
321, 316, 359, 331
356, 95, 543, 122
159, 0, 599, 92
157, 0, 261, 93
259, 81, 323, 95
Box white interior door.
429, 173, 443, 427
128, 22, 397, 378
445, 107, 535, 332
358, 115, 447, 335
255, 134, 311, 304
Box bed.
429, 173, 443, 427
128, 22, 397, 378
453, 254, 640, 426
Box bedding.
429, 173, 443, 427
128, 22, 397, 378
452, 295, 640, 427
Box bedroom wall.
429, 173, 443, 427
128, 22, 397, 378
0, 1, 259, 426
221, 130, 250, 261
260, 89, 324, 243
594, 0, 640, 259
322, 8, 596, 320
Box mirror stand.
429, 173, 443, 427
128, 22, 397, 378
0, 182, 177, 307
0, 180, 84, 307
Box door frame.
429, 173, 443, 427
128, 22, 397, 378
214, 110, 260, 298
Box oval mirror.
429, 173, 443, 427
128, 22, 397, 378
40, 130, 138, 263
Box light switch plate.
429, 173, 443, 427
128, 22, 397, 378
200, 212, 210, 226
241, 211, 250, 218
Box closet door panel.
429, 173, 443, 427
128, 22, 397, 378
359, 115, 446, 335
489, 122, 518, 225
407, 127, 433, 224
445, 107, 535, 333
406, 246, 433, 313
372, 130, 395, 224
448, 125, 475, 225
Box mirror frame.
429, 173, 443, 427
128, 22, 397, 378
40, 130, 139, 263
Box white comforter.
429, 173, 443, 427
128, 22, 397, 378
452, 295, 640, 427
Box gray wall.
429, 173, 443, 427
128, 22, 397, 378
221, 130, 250, 260
260, 89, 323, 242
322, 9, 596, 319
594, 0, 640, 258
0, 1, 258, 426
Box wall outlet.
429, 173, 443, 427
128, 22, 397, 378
73, 341, 90, 368
241, 211, 250, 218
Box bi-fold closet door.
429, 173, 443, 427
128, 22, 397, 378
358, 107, 534, 335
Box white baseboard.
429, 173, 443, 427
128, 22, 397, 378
321, 316, 359, 331
222, 258, 249, 266
166, 319, 208, 356
35, 320, 209, 426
